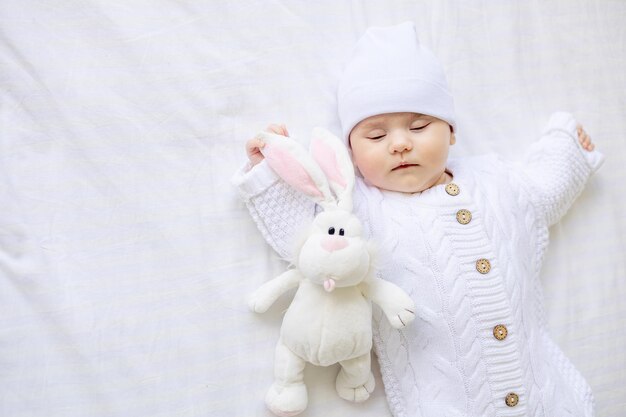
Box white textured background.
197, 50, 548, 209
1, 1, 625, 416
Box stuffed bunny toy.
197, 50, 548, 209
248, 127, 416, 417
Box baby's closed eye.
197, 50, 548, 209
410, 122, 431, 131
366, 131, 386, 140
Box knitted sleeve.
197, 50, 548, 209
231, 160, 317, 260
517, 112, 605, 227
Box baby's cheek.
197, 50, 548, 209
354, 161, 378, 183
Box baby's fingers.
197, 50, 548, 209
583, 141, 595, 151
265, 123, 290, 137
581, 133, 594, 151
580, 138, 593, 151
245, 137, 267, 166
576, 124, 595, 152
246, 137, 265, 154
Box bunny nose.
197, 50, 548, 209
321, 236, 348, 252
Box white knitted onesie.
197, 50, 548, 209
232, 112, 604, 417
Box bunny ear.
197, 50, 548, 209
309, 127, 355, 211
258, 131, 335, 207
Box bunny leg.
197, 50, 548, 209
265, 338, 308, 417
335, 352, 375, 402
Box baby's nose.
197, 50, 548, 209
390, 134, 412, 152
321, 236, 348, 252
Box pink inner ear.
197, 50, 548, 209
264, 145, 324, 199
311, 139, 347, 188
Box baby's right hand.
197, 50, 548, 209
576, 124, 595, 152
245, 123, 290, 166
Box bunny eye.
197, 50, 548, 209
328, 227, 335, 235
339, 228, 345, 236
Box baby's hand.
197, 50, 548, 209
576, 124, 595, 152
245, 123, 290, 166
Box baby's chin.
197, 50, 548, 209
386, 185, 430, 194
366, 169, 452, 194
366, 178, 430, 194
367, 171, 452, 194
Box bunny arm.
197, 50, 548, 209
248, 269, 304, 313
359, 278, 416, 329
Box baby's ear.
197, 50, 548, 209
309, 128, 355, 211
450, 131, 456, 145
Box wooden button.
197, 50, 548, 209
505, 392, 519, 407
456, 209, 472, 224
493, 324, 508, 340
445, 183, 460, 196
476, 258, 491, 274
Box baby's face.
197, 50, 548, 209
349, 112, 455, 193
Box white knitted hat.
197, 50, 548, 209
337, 22, 456, 144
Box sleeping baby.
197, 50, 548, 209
233, 21, 603, 417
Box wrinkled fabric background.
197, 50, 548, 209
1, 2, 625, 416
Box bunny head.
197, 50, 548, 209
259, 127, 374, 292
297, 209, 372, 292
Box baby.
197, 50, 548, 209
234, 22, 603, 417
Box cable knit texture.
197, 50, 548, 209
231, 112, 603, 417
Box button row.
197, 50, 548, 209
447, 182, 518, 408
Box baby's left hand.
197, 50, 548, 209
577, 124, 595, 152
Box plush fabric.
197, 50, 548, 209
232, 112, 604, 416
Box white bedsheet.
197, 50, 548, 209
1, 2, 625, 416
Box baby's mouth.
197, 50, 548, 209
392, 162, 419, 171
